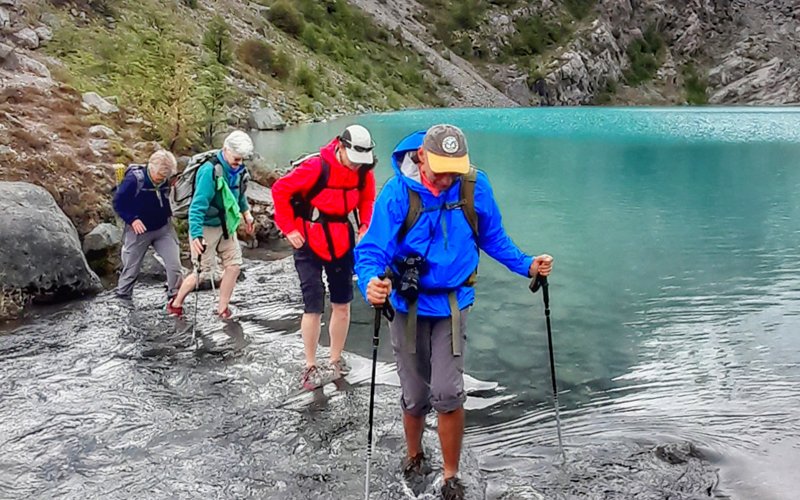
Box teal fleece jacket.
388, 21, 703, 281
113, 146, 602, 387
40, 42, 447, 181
188, 151, 250, 240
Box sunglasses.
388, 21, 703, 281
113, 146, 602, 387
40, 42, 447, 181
340, 137, 375, 153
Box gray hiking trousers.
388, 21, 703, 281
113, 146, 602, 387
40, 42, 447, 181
115, 223, 182, 300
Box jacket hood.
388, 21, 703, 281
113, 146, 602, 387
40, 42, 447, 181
390, 130, 430, 195
319, 137, 344, 168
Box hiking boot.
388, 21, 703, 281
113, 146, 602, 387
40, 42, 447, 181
166, 298, 183, 317
301, 365, 331, 391
402, 452, 432, 482
330, 356, 351, 377
441, 477, 465, 500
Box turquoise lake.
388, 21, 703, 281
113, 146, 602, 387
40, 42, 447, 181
254, 108, 800, 499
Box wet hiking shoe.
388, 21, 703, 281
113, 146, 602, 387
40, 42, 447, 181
330, 356, 351, 377
402, 452, 432, 488
166, 299, 183, 317
441, 477, 465, 500
301, 365, 334, 391
217, 307, 234, 320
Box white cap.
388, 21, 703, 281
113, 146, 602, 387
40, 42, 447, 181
339, 124, 375, 165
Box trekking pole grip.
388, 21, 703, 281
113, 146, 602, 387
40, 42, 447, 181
376, 272, 395, 321
529, 273, 548, 293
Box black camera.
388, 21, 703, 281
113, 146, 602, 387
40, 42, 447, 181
395, 254, 426, 303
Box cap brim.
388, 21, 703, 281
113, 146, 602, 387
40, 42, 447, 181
345, 147, 374, 165
427, 151, 470, 174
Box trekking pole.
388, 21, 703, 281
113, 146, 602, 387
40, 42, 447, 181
365, 274, 394, 499
191, 240, 206, 344
530, 274, 566, 462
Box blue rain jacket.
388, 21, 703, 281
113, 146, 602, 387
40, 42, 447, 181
354, 130, 534, 317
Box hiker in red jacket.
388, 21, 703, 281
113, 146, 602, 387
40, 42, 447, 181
272, 125, 377, 390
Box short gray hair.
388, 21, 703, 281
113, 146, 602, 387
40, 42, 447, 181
148, 150, 177, 178
223, 130, 254, 158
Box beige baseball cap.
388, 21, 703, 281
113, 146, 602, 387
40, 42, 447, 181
422, 124, 470, 174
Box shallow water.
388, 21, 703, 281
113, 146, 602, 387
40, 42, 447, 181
0, 258, 718, 499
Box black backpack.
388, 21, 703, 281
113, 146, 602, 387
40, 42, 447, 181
289, 152, 373, 225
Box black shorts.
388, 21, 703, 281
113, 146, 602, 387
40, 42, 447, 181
293, 246, 354, 313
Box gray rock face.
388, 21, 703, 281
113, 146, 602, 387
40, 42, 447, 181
15, 53, 50, 78
0, 7, 9, 28
82, 222, 122, 254
82, 92, 119, 114
0, 182, 102, 300
88, 124, 116, 139
33, 25, 53, 44
12, 27, 39, 49
248, 106, 286, 131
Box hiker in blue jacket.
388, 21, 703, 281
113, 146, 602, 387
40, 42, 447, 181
113, 150, 182, 302
354, 124, 553, 500
167, 130, 255, 319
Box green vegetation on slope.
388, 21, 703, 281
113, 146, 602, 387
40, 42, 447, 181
624, 25, 665, 86
44, 0, 442, 153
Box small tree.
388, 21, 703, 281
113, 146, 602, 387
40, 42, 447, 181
197, 62, 232, 147
203, 15, 233, 65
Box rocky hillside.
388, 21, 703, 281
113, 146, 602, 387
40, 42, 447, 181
354, 0, 800, 106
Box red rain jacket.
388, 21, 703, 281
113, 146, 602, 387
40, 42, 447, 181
272, 138, 376, 261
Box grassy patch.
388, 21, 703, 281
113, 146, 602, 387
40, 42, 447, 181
564, 0, 595, 20
46, 2, 210, 151
509, 16, 569, 56
592, 79, 617, 105
285, 0, 441, 106
682, 63, 708, 105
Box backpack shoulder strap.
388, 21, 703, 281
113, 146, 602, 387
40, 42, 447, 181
128, 164, 146, 196
398, 186, 422, 242
357, 164, 374, 190
305, 159, 330, 203
461, 167, 479, 239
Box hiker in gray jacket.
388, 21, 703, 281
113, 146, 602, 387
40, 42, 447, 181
113, 150, 182, 303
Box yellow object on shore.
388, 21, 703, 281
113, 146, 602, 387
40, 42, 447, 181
114, 163, 126, 185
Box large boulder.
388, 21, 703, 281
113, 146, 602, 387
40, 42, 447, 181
0, 182, 102, 302
247, 106, 286, 131
82, 222, 122, 255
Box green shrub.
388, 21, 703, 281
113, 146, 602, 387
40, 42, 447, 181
294, 64, 319, 98
452, 0, 484, 30
345, 81, 367, 99
272, 50, 294, 81
624, 25, 664, 85
565, 0, 595, 20
593, 79, 617, 104
682, 64, 708, 105
300, 25, 323, 51
510, 16, 568, 56
267, 1, 305, 36
237, 38, 275, 73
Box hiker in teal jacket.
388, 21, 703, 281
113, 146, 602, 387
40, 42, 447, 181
168, 130, 256, 319
355, 124, 553, 500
